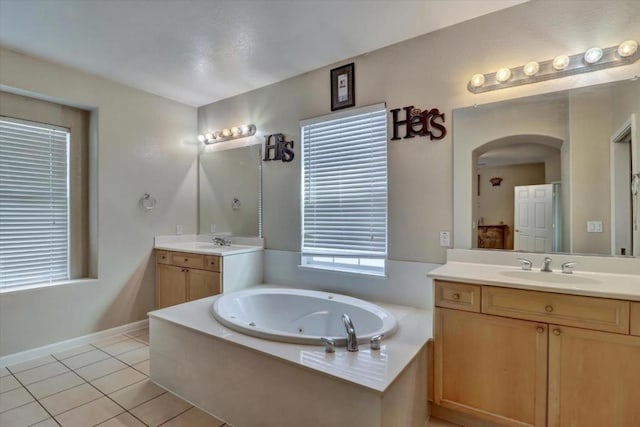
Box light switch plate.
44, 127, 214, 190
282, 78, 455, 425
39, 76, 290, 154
587, 221, 603, 233
176, 224, 183, 235
439, 231, 451, 247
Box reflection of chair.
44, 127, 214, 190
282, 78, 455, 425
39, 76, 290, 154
478, 225, 508, 249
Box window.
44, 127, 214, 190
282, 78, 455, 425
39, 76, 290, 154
301, 103, 388, 275
0, 117, 70, 288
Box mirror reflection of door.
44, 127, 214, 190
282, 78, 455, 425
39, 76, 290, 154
514, 184, 555, 252
610, 114, 636, 256
474, 136, 562, 251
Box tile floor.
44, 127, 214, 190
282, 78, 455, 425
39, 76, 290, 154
1, 326, 458, 427
0, 328, 226, 427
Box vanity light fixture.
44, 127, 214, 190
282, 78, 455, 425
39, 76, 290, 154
199, 124, 256, 144
467, 40, 639, 94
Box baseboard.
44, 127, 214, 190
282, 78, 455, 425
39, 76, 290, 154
0, 319, 149, 367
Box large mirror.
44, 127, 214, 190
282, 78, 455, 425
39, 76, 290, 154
199, 144, 262, 237
453, 79, 639, 256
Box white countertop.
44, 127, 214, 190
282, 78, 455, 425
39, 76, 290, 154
154, 241, 263, 256
148, 289, 433, 393
429, 261, 640, 301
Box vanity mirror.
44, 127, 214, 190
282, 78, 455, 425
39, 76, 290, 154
199, 144, 262, 237
453, 78, 639, 257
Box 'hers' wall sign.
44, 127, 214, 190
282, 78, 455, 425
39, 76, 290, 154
389, 105, 447, 141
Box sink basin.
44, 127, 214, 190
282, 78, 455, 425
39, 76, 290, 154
499, 270, 601, 285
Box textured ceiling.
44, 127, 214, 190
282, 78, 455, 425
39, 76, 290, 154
0, 0, 527, 106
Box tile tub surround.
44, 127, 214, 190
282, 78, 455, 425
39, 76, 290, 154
0, 328, 228, 427
149, 294, 433, 427
429, 249, 640, 301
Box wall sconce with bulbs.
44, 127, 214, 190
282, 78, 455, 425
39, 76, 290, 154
198, 124, 256, 144
468, 40, 639, 94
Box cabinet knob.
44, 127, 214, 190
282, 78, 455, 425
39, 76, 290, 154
452, 293, 461, 301
536, 326, 545, 333
184, 258, 188, 262
545, 305, 554, 313
162, 256, 166, 259
553, 328, 561, 336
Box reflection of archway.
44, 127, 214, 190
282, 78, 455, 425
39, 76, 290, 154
472, 135, 564, 250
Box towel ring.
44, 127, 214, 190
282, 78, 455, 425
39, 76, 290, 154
140, 193, 157, 211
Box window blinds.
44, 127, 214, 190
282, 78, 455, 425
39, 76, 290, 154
301, 104, 387, 266
0, 118, 69, 288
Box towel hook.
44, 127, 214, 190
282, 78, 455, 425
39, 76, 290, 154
140, 193, 157, 211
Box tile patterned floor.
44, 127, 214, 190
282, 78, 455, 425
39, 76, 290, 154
1, 326, 457, 427
0, 328, 227, 427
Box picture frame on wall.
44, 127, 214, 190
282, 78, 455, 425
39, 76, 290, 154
330, 62, 355, 111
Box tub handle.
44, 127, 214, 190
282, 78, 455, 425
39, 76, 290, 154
320, 337, 335, 353
370, 334, 384, 351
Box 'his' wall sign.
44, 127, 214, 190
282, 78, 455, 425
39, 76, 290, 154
389, 106, 447, 141
264, 133, 294, 162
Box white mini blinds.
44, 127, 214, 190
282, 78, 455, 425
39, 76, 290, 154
0, 117, 70, 289
301, 103, 387, 275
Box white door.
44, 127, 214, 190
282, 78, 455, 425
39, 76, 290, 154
514, 184, 553, 252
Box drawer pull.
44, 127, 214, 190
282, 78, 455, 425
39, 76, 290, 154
452, 293, 461, 301
536, 326, 545, 333
553, 328, 561, 336
184, 258, 188, 262
545, 305, 554, 313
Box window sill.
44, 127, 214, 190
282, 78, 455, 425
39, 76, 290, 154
297, 264, 388, 279
0, 278, 98, 294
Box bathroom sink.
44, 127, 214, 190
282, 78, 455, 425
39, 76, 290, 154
499, 270, 601, 285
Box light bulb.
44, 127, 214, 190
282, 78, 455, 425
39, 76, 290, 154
198, 135, 206, 143
222, 129, 232, 137
495, 67, 512, 83
553, 54, 570, 70
469, 73, 485, 88
231, 126, 240, 136
241, 124, 251, 134
205, 133, 213, 141
618, 40, 638, 58
523, 61, 540, 77
584, 47, 603, 64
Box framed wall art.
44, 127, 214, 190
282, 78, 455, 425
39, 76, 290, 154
330, 62, 355, 111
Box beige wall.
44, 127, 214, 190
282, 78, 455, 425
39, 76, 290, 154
199, 1, 640, 264
0, 48, 197, 356
477, 163, 546, 250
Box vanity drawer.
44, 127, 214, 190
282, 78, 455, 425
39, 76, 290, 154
631, 303, 640, 336
482, 286, 630, 334
156, 250, 170, 265
435, 280, 481, 312
203, 255, 221, 272
169, 252, 204, 269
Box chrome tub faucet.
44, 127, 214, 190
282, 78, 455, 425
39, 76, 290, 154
342, 314, 358, 352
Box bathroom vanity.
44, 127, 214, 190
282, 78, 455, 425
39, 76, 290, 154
154, 236, 263, 308
429, 254, 640, 427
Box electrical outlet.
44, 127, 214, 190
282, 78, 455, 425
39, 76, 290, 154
439, 231, 451, 247
176, 224, 183, 235
587, 221, 603, 233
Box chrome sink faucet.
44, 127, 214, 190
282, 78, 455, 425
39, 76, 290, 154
212, 236, 231, 246
561, 262, 576, 274
541, 257, 553, 272
341, 314, 358, 352
517, 258, 532, 271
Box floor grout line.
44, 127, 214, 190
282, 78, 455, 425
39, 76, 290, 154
5, 368, 62, 426
156, 405, 193, 427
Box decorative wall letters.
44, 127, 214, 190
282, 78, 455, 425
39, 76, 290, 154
389, 106, 447, 141
263, 133, 294, 162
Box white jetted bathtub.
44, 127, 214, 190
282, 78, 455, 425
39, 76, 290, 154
212, 287, 398, 346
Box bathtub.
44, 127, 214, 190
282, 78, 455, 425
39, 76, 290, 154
212, 287, 397, 346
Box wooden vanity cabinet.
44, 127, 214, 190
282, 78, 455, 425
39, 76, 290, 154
156, 250, 221, 308
434, 279, 639, 427
435, 308, 547, 427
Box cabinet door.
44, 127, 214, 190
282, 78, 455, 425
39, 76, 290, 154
435, 308, 547, 427
156, 264, 187, 308
548, 325, 640, 427
187, 269, 221, 301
